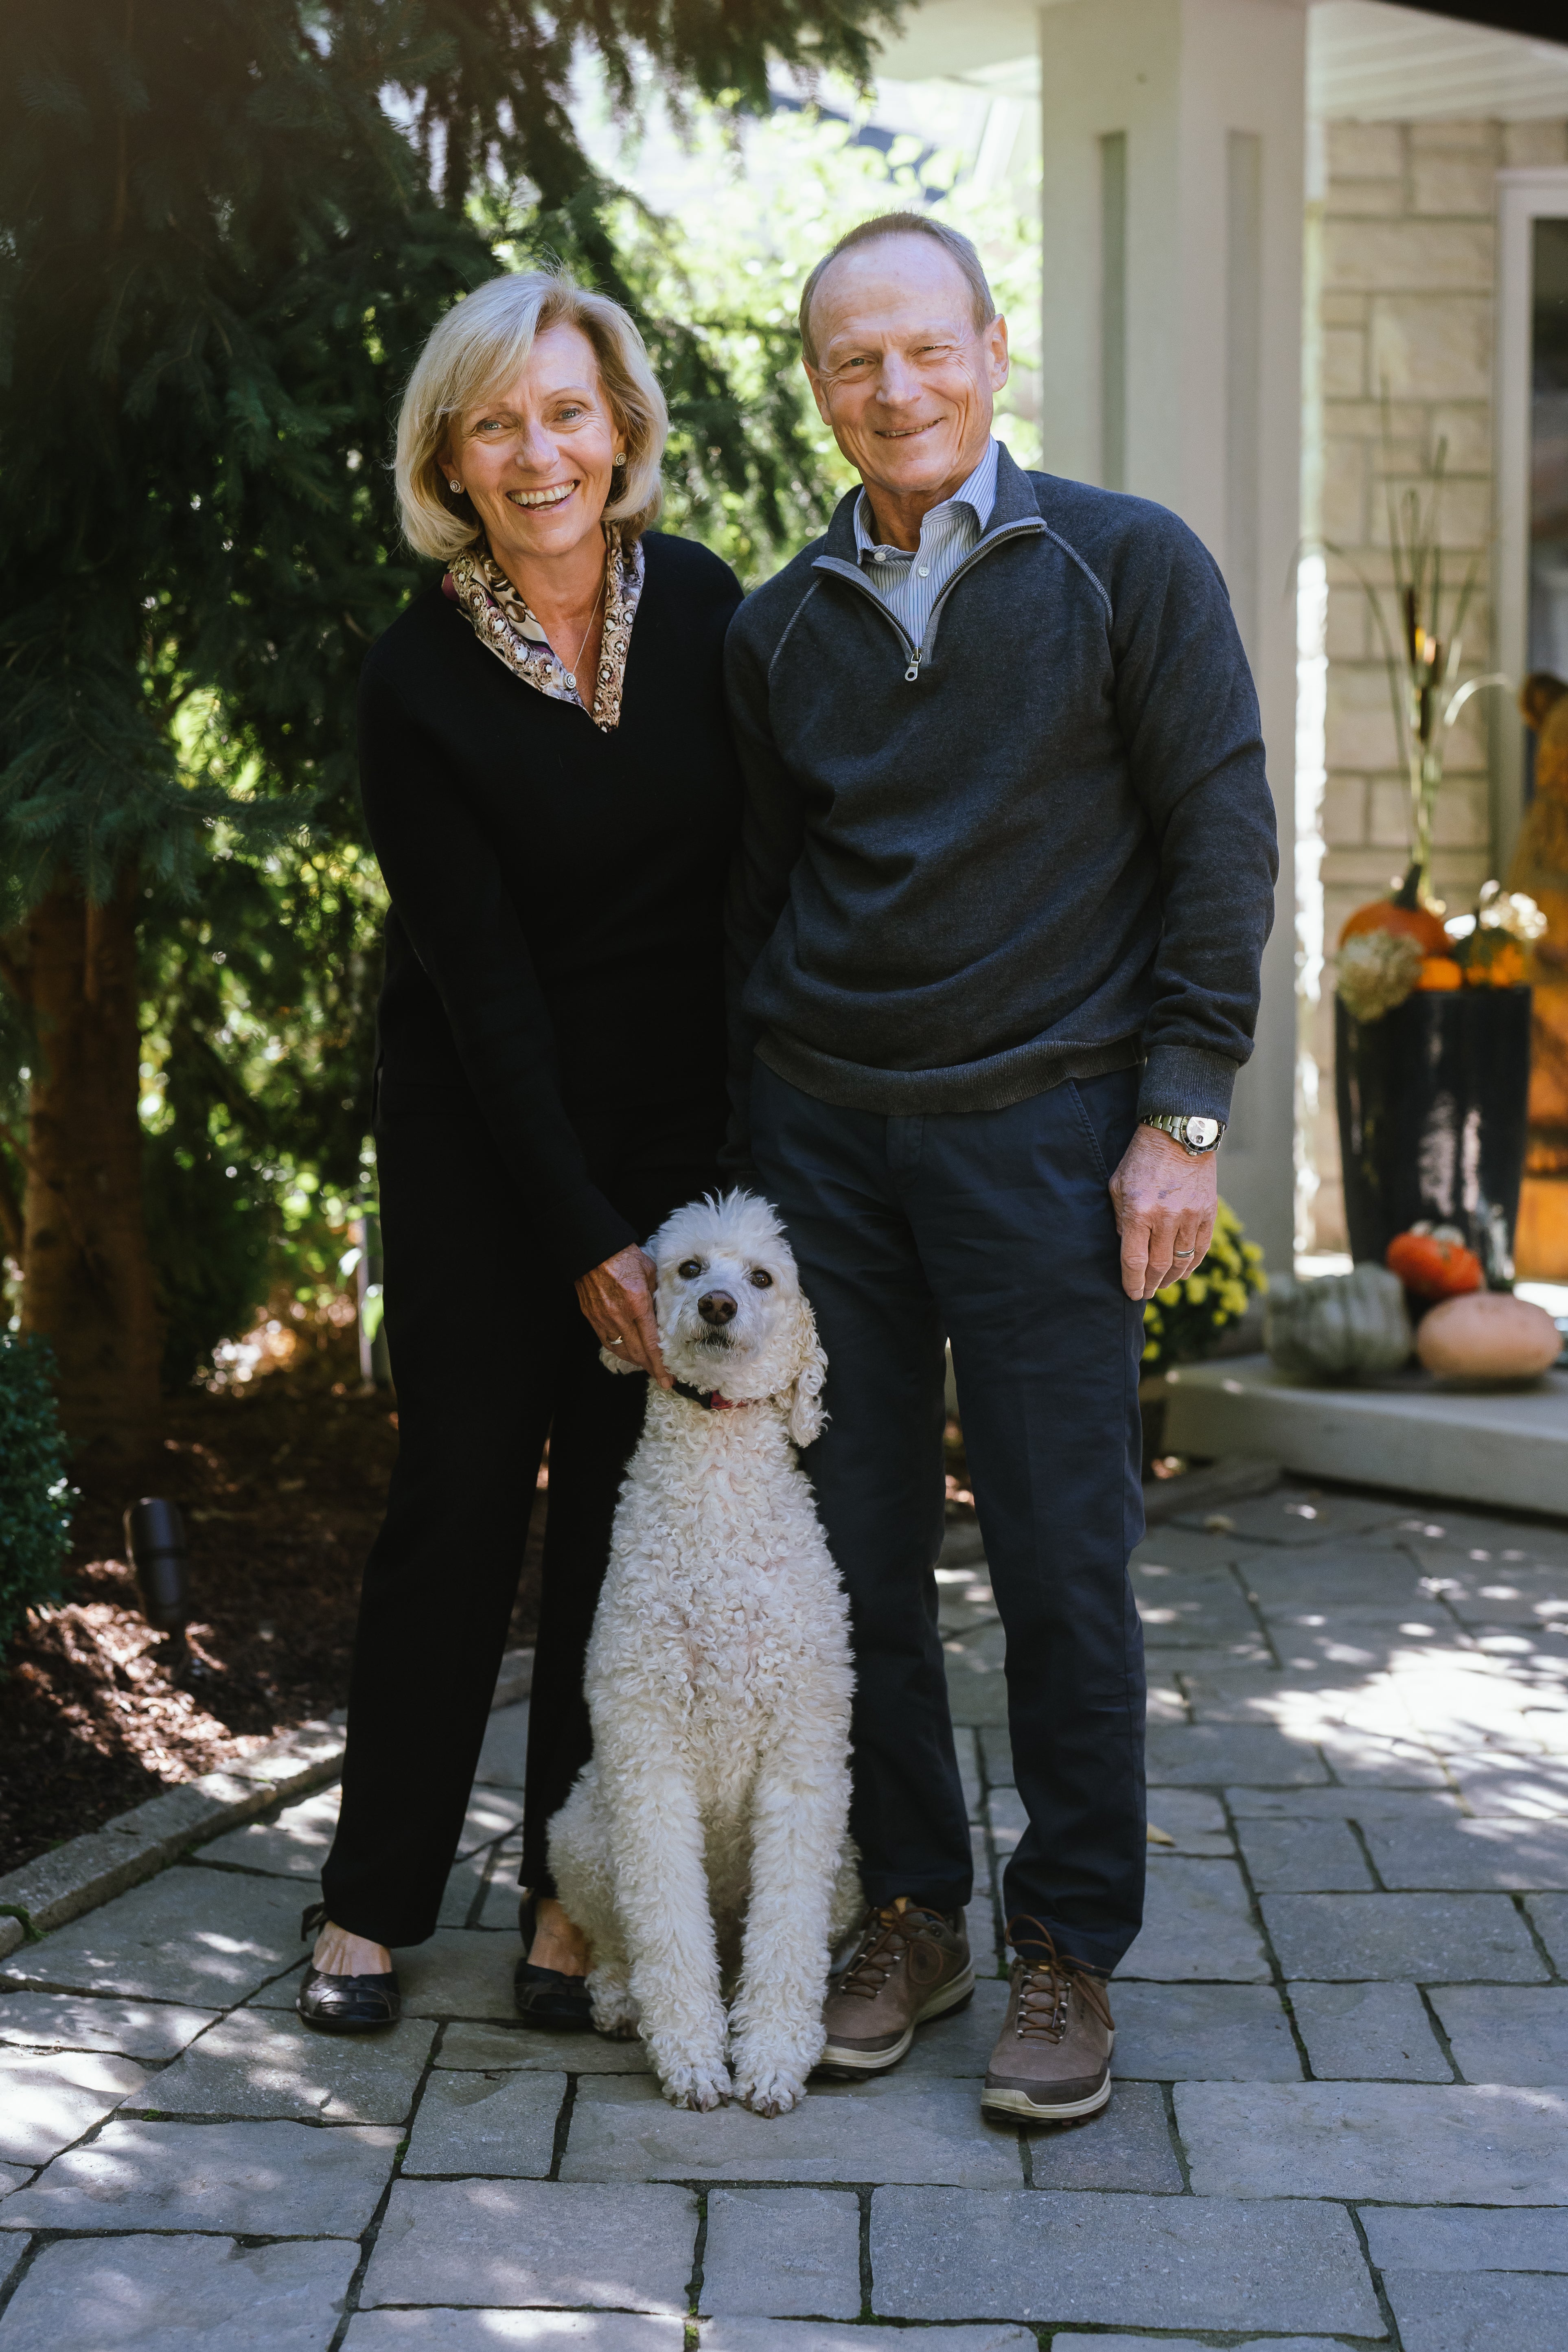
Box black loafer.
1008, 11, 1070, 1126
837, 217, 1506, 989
514, 1892, 594, 2031
297, 1901, 401, 2034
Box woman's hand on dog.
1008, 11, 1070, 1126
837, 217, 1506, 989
576, 1245, 672, 1386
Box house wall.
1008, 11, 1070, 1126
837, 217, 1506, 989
1304, 114, 1568, 1253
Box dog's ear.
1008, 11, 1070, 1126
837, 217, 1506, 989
784, 1292, 828, 1448
600, 1344, 642, 1377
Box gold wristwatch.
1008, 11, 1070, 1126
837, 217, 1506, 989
1141, 1113, 1225, 1157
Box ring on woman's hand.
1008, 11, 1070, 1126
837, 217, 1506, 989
608, 1335, 626, 1345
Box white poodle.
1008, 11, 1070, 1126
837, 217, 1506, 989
548, 1190, 861, 2116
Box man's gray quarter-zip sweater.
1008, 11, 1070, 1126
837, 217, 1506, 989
722, 443, 1278, 1142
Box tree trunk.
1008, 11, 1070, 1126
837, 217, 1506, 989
0, 1143, 21, 1260
18, 878, 162, 1461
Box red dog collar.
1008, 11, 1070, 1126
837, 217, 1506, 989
671, 1378, 754, 1412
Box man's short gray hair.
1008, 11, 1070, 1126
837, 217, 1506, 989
797, 212, 996, 368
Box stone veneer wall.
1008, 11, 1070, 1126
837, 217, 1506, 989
1303, 115, 1568, 1253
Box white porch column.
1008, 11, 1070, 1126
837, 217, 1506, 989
1038, 0, 1306, 1277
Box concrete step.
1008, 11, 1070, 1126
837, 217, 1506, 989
1164, 1353, 1568, 1519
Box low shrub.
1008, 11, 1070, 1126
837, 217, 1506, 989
0, 1335, 76, 1650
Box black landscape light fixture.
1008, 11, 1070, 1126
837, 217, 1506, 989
124, 1497, 191, 1657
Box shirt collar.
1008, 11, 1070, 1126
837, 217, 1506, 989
854, 438, 1000, 562
442, 526, 644, 734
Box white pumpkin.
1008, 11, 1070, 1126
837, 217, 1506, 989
1416, 1292, 1562, 1384
1264, 1264, 1412, 1380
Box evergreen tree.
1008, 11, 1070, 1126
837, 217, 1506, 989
0, 0, 892, 1457
0, 1335, 75, 1649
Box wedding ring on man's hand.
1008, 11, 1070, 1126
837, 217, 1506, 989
608, 1336, 626, 1345
1172, 1248, 1196, 1258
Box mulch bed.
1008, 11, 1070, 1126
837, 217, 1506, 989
0, 1371, 545, 1881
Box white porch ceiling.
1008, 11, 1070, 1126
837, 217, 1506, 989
872, 0, 1568, 123
1309, 0, 1568, 122
869, 0, 1040, 92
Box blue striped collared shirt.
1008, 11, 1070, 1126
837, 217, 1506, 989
852, 439, 1000, 650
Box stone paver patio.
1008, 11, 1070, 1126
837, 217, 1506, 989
2, 1483, 1566, 2349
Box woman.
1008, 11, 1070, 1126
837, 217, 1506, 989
298, 268, 743, 2032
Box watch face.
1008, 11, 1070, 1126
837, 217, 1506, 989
1185, 1117, 1221, 1151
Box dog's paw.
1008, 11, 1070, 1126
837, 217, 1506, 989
659, 2060, 732, 2112
734, 2065, 808, 2118
588, 1986, 639, 2039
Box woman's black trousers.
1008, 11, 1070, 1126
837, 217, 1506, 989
320, 1098, 716, 1949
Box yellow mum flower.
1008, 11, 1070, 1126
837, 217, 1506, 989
1136, 1194, 1266, 1372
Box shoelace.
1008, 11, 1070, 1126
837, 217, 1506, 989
1005, 1914, 1113, 2043
837, 1903, 948, 2002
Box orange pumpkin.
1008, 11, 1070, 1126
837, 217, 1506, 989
1418, 957, 1463, 991
1340, 898, 1450, 957
1345, 893, 1457, 959
1386, 1227, 1485, 1299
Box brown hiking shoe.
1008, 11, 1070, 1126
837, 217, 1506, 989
818, 1900, 974, 2074
981, 1919, 1115, 2122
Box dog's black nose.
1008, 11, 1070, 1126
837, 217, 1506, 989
698, 1290, 737, 1327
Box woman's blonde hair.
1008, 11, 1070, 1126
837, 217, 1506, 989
395, 269, 667, 563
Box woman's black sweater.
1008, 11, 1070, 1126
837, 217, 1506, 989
359, 530, 744, 1279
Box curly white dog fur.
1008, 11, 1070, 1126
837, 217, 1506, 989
548, 1190, 860, 2116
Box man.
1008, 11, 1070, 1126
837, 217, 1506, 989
723, 212, 1277, 2123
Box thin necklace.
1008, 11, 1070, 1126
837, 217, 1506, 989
562, 570, 606, 695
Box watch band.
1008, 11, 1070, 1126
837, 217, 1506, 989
1142, 1112, 1225, 1156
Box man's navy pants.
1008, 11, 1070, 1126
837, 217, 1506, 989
750, 1058, 1148, 1973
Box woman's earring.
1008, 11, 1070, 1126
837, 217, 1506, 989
449, 479, 462, 493
613, 452, 626, 467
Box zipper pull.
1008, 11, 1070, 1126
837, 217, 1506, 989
904, 661, 920, 683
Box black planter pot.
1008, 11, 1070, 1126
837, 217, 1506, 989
1335, 988, 1532, 1283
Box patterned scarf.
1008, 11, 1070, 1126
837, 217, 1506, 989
443, 524, 644, 734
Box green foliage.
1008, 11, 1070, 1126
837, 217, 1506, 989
142, 1132, 272, 1393
139, 838, 385, 1206
135, 832, 386, 1385
0, 0, 498, 914
0, 1336, 75, 1649
0, 0, 900, 920
1140, 1200, 1268, 1375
